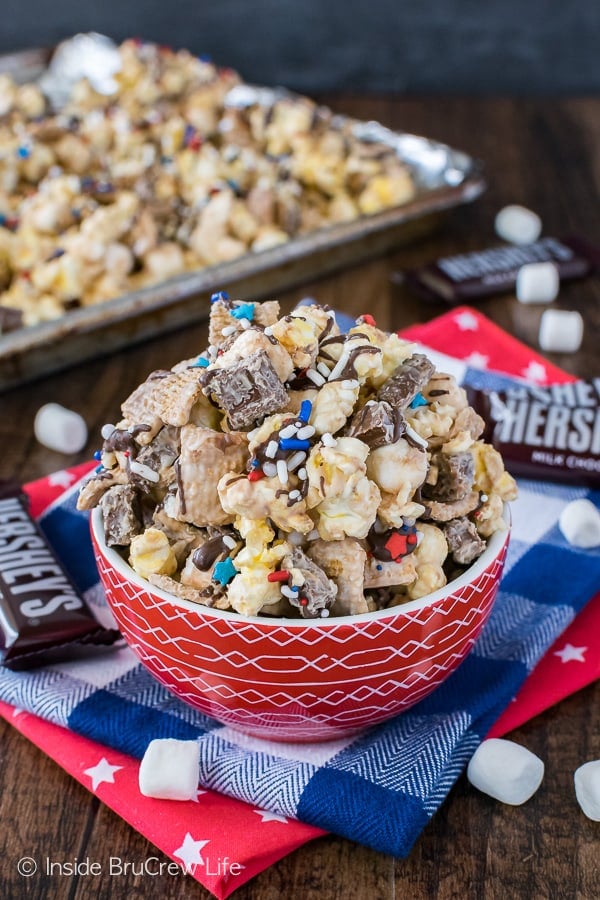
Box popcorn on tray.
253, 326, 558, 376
78, 298, 517, 618
0, 38, 418, 332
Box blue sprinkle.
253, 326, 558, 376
299, 400, 313, 423
198, 53, 212, 62
230, 302, 255, 321
0, 214, 5, 226
17, 146, 31, 159
210, 290, 229, 304
212, 557, 238, 586
376, 564, 383, 571
93, 450, 103, 461
95, 465, 104, 474
251, 458, 260, 468
409, 392, 428, 409
279, 437, 311, 451
190, 356, 210, 368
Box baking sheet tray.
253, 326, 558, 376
0, 47, 485, 391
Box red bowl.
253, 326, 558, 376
91, 508, 510, 742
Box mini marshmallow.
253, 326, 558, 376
467, 738, 544, 805
495, 205, 542, 245
516, 262, 559, 304
574, 760, 600, 821
559, 499, 600, 548
34, 403, 88, 454
138, 738, 200, 801
538, 309, 583, 353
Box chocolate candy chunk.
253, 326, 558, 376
100, 484, 142, 546
282, 548, 337, 618
422, 452, 474, 502
444, 517, 486, 565
0, 305, 23, 333
0, 483, 121, 669
204, 350, 288, 430
367, 522, 419, 562
346, 401, 405, 448
377, 354, 435, 409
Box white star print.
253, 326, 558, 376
253, 808, 289, 824
464, 351, 489, 369
454, 311, 479, 331
173, 833, 210, 871
554, 643, 587, 663
11, 707, 26, 718
522, 360, 548, 384
83, 757, 123, 791
47, 470, 75, 488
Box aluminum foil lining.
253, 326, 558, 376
38, 33, 121, 109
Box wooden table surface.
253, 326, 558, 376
1, 97, 599, 900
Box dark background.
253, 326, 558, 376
2, 0, 600, 94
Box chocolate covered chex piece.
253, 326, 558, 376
423, 452, 475, 502
204, 350, 288, 430
377, 354, 436, 409
443, 517, 486, 565
100, 484, 142, 546
346, 400, 405, 448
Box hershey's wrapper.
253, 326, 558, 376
0, 481, 121, 670
468, 380, 600, 486
402, 236, 599, 304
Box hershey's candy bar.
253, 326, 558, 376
402, 236, 599, 304
0, 481, 121, 670
468, 380, 600, 486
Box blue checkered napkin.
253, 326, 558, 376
1, 379, 599, 858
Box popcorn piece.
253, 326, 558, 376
422, 452, 475, 502
138, 738, 200, 801
100, 484, 142, 546
33, 403, 88, 454
281, 547, 338, 618
443, 517, 486, 565
346, 400, 405, 448
407, 523, 448, 600
470, 441, 518, 501
474, 492, 506, 537
377, 354, 435, 409
203, 349, 288, 430
307, 538, 369, 615
558, 499, 600, 548
366, 438, 428, 502
270, 313, 322, 369
364, 554, 417, 589
538, 309, 584, 353
129, 528, 178, 578
218, 473, 314, 534
310, 379, 360, 435
467, 738, 544, 805
175, 424, 248, 526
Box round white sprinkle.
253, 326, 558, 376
306, 368, 326, 387
263, 326, 273, 336
480, 493, 489, 503
287, 451, 307, 471
297, 467, 307, 480
221, 325, 237, 337
317, 362, 331, 377
320, 609, 330, 618
341, 379, 359, 390
321, 432, 337, 447
306, 529, 320, 541
558, 499, 600, 548
129, 460, 160, 483
34, 404, 88, 454
279, 424, 298, 439
516, 262, 559, 304
494, 205, 542, 245
574, 759, 600, 821
281, 585, 299, 599
365, 400, 376, 406
296, 425, 315, 440
277, 459, 289, 484
538, 309, 583, 353
101, 423, 116, 440
208, 344, 217, 358
262, 462, 277, 478
265, 440, 279, 459
405, 424, 428, 448
288, 489, 301, 501
240, 317, 252, 330
467, 738, 544, 805
222, 535, 237, 550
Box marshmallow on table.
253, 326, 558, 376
516, 262, 559, 304
574, 760, 600, 821
33, 403, 88, 454
495, 205, 542, 245
138, 738, 200, 800
559, 499, 600, 548
538, 309, 584, 353
467, 738, 544, 805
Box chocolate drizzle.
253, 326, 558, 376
174, 459, 186, 515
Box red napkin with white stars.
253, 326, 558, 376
1, 306, 597, 899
